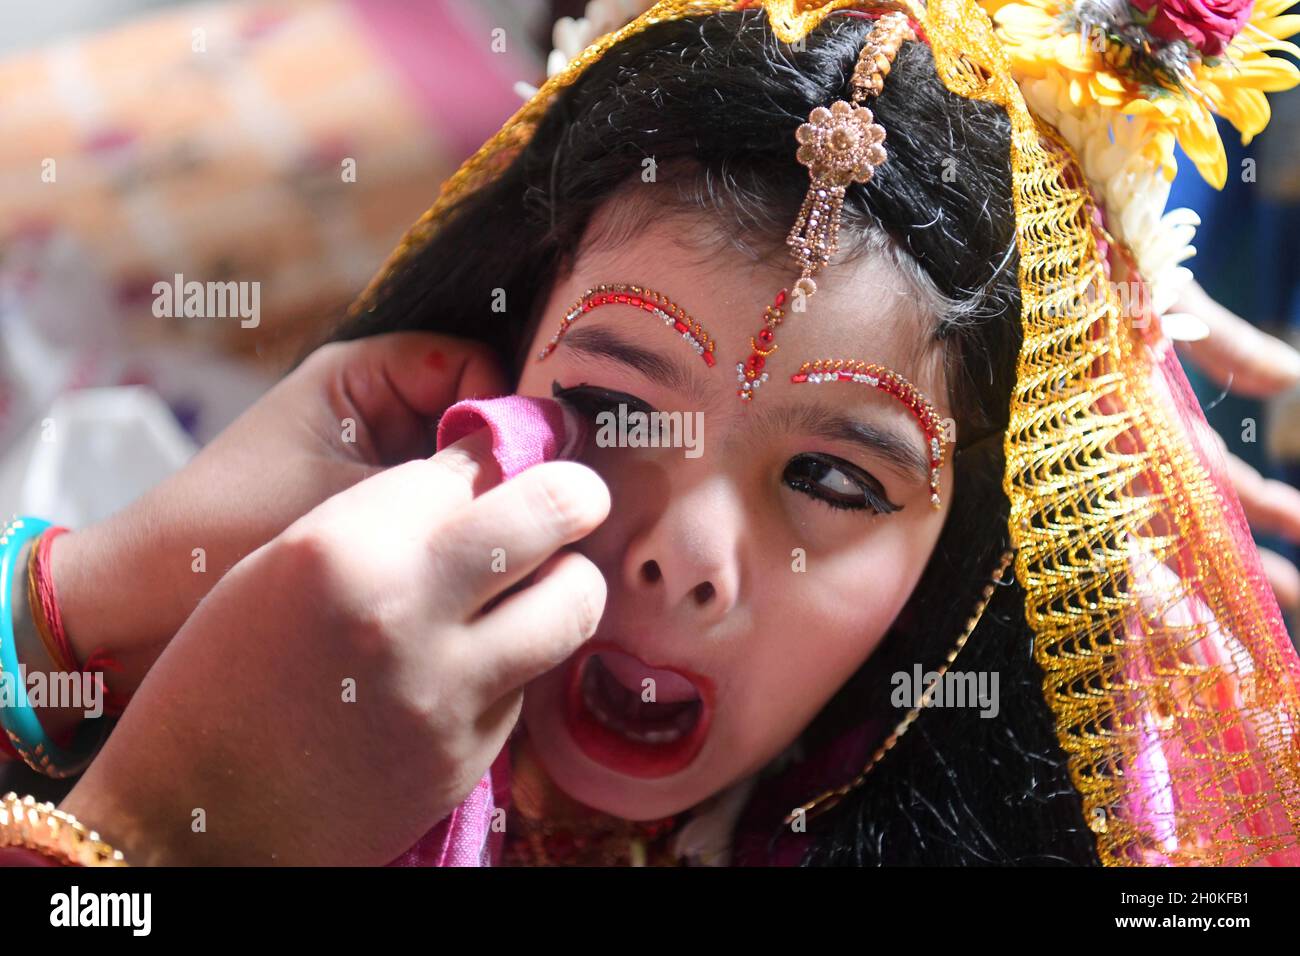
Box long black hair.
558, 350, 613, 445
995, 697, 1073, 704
326, 9, 1100, 865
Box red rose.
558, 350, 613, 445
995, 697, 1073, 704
1133, 0, 1254, 56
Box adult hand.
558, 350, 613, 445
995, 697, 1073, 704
1222, 451, 1300, 614
1175, 280, 1300, 399
47, 333, 508, 697
58, 428, 610, 865
1173, 280, 1300, 614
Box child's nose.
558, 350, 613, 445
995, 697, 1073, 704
621, 473, 741, 622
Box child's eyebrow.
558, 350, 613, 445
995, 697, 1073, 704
560, 326, 932, 482
557, 325, 718, 405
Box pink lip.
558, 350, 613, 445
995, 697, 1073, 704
564, 640, 715, 779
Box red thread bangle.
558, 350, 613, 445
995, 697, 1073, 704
31, 529, 129, 717
83, 649, 129, 717
27, 535, 75, 675
32, 528, 75, 670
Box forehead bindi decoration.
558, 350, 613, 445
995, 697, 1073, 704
791, 358, 947, 509
536, 282, 717, 367
734, 288, 788, 398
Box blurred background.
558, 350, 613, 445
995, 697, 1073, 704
0, 0, 1297, 618
0, 0, 593, 451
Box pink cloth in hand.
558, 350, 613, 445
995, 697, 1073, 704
434, 395, 586, 476
386, 395, 587, 867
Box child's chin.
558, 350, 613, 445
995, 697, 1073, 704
520, 673, 707, 822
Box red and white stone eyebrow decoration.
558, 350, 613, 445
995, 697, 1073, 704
791, 359, 947, 508
536, 282, 717, 367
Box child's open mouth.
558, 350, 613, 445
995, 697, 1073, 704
564, 644, 713, 778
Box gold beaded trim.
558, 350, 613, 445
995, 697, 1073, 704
0, 792, 128, 866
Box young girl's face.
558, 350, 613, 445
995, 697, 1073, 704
513, 204, 953, 820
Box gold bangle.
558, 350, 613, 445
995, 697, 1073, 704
0, 792, 128, 866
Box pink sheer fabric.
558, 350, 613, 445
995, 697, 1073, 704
1115, 341, 1300, 865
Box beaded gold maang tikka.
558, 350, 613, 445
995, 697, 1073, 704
735, 10, 916, 402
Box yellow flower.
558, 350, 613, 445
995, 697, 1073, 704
984, 0, 1300, 187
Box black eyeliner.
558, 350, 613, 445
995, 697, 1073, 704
785, 453, 903, 516
551, 381, 655, 417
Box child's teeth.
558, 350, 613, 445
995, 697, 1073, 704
624, 733, 686, 749
583, 679, 618, 728
581, 658, 693, 744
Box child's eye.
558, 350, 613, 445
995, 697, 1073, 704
552, 381, 654, 418
783, 453, 901, 516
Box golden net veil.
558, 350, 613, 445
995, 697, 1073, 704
920, 0, 1300, 866
351, 0, 1300, 865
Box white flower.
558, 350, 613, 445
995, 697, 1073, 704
1021, 74, 1200, 323
549, 0, 659, 79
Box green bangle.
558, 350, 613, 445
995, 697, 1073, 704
0, 516, 106, 778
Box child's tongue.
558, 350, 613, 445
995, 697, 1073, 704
597, 648, 701, 703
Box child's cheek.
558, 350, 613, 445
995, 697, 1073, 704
731, 535, 919, 733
